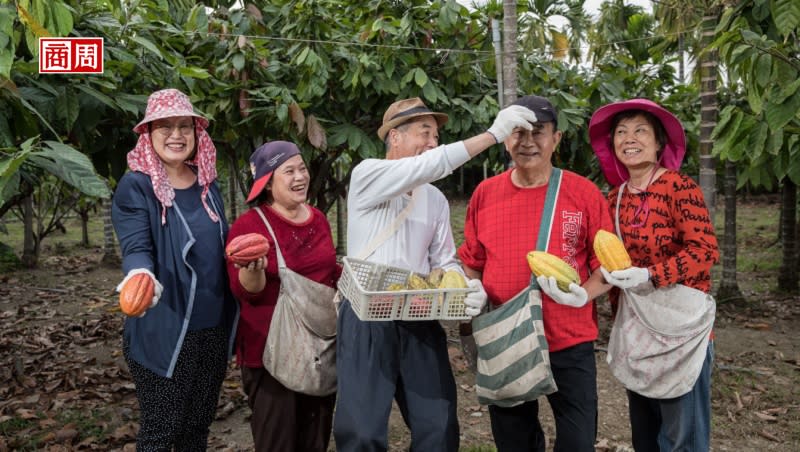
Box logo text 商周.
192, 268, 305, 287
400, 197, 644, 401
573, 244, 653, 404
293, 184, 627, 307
39, 38, 104, 74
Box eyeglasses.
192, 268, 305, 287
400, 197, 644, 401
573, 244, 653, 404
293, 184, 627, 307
151, 122, 194, 137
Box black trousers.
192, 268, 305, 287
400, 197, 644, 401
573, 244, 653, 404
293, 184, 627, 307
488, 341, 598, 452
241, 366, 336, 452
124, 327, 228, 452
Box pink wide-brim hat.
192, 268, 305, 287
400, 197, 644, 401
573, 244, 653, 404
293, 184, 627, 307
133, 88, 209, 134
588, 98, 686, 187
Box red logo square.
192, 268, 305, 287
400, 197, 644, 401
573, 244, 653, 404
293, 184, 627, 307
39, 38, 104, 74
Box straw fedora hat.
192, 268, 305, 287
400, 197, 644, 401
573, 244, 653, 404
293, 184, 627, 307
377, 97, 448, 140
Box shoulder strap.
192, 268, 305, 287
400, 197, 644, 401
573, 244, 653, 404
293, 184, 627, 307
614, 183, 626, 240
254, 206, 287, 269
355, 187, 419, 260
530, 168, 562, 288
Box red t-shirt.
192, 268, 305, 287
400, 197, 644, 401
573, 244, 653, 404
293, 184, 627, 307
226, 205, 341, 368
458, 169, 613, 352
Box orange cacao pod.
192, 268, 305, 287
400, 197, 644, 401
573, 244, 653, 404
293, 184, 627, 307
226, 233, 270, 265
119, 273, 155, 317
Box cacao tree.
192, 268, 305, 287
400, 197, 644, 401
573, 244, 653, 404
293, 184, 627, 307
711, 0, 800, 293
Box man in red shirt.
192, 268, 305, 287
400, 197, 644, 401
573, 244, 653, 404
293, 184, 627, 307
458, 95, 613, 452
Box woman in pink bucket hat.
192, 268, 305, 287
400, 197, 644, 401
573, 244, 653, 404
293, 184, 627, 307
589, 99, 719, 451
111, 88, 239, 450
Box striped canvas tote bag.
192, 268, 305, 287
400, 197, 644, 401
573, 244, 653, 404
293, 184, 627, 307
471, 168, 561, 407
472, 284, 556, 407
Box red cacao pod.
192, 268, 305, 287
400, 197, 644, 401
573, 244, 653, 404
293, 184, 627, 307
119, 273, 155, 317
226, 233, 270, 265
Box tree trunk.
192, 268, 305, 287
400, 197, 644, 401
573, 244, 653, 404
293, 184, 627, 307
717, 160, 743, 302
501, 0, 518, 170
21, 193, 37, 268
80, 210, 90, 246
698, 3, 719, 221
228, 149, 239, 222
678, 32, 685, 82
336, 164, 346, 256
777, 180, 798, 293
101, 197, 120, 267
502, 0, 517, 107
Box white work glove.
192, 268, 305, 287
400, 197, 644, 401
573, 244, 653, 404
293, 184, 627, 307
464, 279, 488, 317
487, 105, 539, 143
116, 268, 164, 314
537, 276, 589, 308
600, 266, 650, 290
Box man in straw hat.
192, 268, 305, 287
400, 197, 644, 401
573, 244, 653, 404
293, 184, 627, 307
333, 97, 538, 451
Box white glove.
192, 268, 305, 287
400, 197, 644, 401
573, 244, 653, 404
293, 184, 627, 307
116, 268, 163, 315
600, 266, 650, 290
537, 276, 589, 308
464, 279, 488, 317
487, 105, 539, 143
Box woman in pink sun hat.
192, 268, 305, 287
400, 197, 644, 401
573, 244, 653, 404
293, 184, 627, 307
112, 88, 238, 450
589, 99, 719, 451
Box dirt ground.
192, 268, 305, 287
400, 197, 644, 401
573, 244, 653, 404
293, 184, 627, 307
1, 249, 799, 451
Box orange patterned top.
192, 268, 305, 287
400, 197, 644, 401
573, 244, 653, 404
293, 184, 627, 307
607, 170, 719, 293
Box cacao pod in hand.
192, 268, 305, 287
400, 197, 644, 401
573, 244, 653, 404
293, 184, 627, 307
593, 230, 632, 272
226, 233, 270, 265
438, 271, 467, 289
427, 268, 445, 287
526, 251, 580, 292
119, 273, 155, 317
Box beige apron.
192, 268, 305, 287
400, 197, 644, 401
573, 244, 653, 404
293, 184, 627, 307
256, 207, 337, 396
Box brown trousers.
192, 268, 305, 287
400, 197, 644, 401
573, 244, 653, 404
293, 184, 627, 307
241, 366, 336, 452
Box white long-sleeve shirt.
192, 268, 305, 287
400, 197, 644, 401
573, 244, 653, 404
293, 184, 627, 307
346, 141, 471, 274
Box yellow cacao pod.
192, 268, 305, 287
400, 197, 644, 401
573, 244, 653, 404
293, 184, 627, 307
386, 283, 407, 291
593, 230, 632, 272
526, 251, 580, 292
407, 273, 432, 290
427, 268, 445, 287
438, 270, 467, 289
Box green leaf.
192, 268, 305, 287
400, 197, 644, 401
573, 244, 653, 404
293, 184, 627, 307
764, 126, 784, 155
764, 89, 800, 132
0, 148, 31, 204
29, 141, 110, 198
746, 121, 769, 160
754, 54, 772, 88
747, 78, 764, 114
296, 46, 310, 65
74, 84, 117, 111
232, 53, 245, 71
52, 0, 73, 36
772, 0, 800, 37
719, 110, 745, 161
56, 90, 79, 131
177, 66, 210, 79
131, 36, 163, 59
0, 6, 14, 79
422, 82, 436, 103
414, 68, 428, 87
0, 170, 19, 205
711, 105, 736, 140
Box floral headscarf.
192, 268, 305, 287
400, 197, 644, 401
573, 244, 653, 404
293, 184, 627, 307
127, 89, 219, 225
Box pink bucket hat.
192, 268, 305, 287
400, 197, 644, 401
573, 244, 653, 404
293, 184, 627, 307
589, 98, 686, 187
133, 89, 209, 134
127, 89, 219, 225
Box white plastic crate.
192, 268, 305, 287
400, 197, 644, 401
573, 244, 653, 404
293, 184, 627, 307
338, 257, 473, 321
